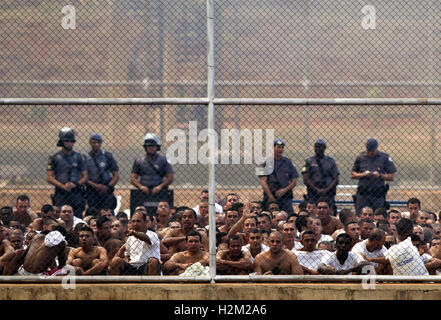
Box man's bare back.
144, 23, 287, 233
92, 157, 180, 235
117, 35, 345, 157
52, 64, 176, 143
29, 218, 44, 232
22, 233, 67, 274
0, 239, 13, 258
0, 239, 14, 273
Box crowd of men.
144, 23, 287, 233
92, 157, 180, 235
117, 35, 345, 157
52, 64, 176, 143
0, 193, 440, 276
0, 127, 437, 276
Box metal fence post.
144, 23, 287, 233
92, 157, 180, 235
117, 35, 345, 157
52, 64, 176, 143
207, 0, 216, 284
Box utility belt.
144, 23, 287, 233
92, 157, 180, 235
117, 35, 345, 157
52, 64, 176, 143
306, 184, 336, 196
357, 184, 389, 198
130, 188, 173, 215
54, 184, 84, 194
266, 187, 293, 200
51, 184, 85, 204
86, 183, 115, 195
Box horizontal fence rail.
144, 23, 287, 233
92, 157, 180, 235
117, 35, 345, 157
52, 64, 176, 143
3, 98, 441, 105
0, 275, 439, 283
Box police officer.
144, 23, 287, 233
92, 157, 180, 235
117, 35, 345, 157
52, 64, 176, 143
85, 133, 119, 211
302, 138, 339, 213
258, 138, 298, 214
351, 138, 397, 215
130, 133, 174, 208
47, 127, 88, 218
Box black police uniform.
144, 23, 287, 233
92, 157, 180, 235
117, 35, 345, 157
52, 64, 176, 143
302, 155, 339, 209
132, 153, 173, 187
85, 149, 119, 210
260, 156, 298, 214
131, 153, 174, 214
352, 151, 397, 214
47, 151, 87, 218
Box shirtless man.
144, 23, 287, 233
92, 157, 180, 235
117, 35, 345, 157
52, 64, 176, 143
219, 208, 240, 233
163, 230, 209, 275
0, 225, 14, 273
253, 231, 303, 275
0, 206, 13, 227
13, 195, 38, 228
18, 225, 69, 275
162, 208, 208, 254
42, 217, 60, 232
156, 201, 171, 231
157, 219, 181, 239
317, 198, 343, 235
24, 231, 38, 248
95, 216, 113, 247
8, 230, 24, 250
216, 235, 253, 275
29, 204, 55, 232
67, 226, 108, 275
257, 213, 274, 234
104, 238, 122, 262
226, 205, 257, 244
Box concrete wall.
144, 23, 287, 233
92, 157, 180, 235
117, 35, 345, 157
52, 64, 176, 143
1, 283, 441, 300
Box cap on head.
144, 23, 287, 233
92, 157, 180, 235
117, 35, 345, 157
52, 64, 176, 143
314, 138, 326, 147
274, 138, 285, 146
143, 133, 161, 150
90, 133, 103, 143
57, 127, 76, 147
365, 138, 378, 151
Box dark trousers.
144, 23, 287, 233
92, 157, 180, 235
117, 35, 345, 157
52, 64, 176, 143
130, 188, 173, 216
53, 187, 85, 218
262, 193, 294, 215
86, 187, 116, 211
355, 193, 386, 215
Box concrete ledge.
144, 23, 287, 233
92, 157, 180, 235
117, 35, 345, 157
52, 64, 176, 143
1, 283, 441, 300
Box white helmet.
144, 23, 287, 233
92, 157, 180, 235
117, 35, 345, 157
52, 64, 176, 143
57, 127, 76, 147
143, 133, 161, 150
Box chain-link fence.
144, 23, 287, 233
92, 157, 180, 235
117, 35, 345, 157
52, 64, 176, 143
1, 1, 441, 279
